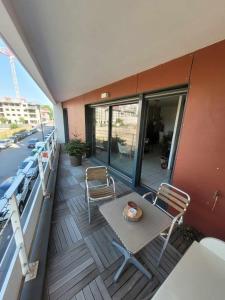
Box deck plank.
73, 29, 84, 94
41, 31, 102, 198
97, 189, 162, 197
45, 154, 187, 300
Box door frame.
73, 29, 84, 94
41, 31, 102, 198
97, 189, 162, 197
63, 108, 69, 143
136, 92, 187, 189
85, 86, 188, 188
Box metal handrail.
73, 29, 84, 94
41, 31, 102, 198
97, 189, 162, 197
2, 130, 55, 202
0, 128, 57, 299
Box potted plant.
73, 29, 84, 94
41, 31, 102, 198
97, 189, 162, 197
65, 137, 88, 166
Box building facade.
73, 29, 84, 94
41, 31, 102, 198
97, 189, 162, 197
62, 40, 225, 239
0, 97, 41, 125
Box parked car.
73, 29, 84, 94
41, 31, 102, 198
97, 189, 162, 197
0, 139, 11, 149
14, 131, 27, 141
31, 148, 38, 156
30, 127, 38, 134
8, 136, 18, 143
27, 130, 33, 136
45, 133, 51, 139
27, 138, 39, 149
0, 176, 31, 221
35, 141, 46, 151
17, 157, 39, 179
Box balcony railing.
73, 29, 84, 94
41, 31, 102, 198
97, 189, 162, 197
0, 129, 58, 300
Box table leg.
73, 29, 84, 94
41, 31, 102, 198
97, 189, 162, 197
112, 240, 152, 282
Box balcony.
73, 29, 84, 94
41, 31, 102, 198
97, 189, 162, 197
0, 1, 225, 299
45, 152, 195, 299
0, 145, 196, 300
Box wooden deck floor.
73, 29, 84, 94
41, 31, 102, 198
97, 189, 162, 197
44, 153, 188, 300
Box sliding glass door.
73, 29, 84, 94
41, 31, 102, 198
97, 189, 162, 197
110, 103, 139, 176
92, 102, 139, 177
93, 106, 109, 163
140, 95, 185, 189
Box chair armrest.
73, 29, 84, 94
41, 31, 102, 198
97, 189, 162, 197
142, 191, 155, 203
108, 176, 116, 193
172, 212, 184, 225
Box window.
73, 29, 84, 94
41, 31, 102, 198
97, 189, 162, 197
110, 103, 138, 176
93, 106, 109, 163
92, 101, 139, 177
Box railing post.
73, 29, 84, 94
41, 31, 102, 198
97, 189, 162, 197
9, 194, 38, 281
47, 140, 52, 170
53, 132, 57, 154
38, 153, 46, 196
51, 135, 55, 156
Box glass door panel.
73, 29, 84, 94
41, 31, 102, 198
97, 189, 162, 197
141, 95, 184, 189
93, 106, 109, 163
110, 103, 138, 176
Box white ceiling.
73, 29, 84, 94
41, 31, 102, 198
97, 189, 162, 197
3, 0, 225, 103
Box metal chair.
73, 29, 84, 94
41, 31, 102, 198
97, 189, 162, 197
143, 183, 190, 265
85, 166, 116, 223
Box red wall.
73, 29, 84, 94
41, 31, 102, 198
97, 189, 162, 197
63, 40, 225, 238
63, 55, 193, 139
173, 41, 225, 239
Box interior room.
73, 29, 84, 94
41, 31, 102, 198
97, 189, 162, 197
141, 95, 183, 190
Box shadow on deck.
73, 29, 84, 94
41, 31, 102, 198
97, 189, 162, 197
44, 152, 191, 300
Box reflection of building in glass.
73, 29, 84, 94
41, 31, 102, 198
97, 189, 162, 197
112, 105, 138, 125
95, 107, 109, 125
40, 108, 51, 123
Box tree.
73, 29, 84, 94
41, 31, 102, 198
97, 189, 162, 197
19, 117, 26, 124
10, 123, 19, 129
0, 116, 8, 124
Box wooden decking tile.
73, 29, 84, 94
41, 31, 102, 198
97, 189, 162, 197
73, 276, 111, 300
50, 214, 82, 255
85, 225, 121, 272
45, 154, 188, 300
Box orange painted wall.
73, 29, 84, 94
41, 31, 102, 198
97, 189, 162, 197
63, 40, 225, 238
63, 55, 193, 140
172, 40, 225, 239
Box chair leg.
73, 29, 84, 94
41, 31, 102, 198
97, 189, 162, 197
157, 221, 175, 266
112, 240, 152, 282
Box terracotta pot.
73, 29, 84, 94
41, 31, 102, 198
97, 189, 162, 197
69, 155, 82, 166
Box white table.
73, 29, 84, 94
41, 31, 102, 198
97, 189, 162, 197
100, 192, 172, 281
152, 241, 225, 300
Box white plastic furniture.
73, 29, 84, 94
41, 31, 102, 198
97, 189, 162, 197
200, 237, 225, 261
117, 142, 132, 159
152, 241, 225, 300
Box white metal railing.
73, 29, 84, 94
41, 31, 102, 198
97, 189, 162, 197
0, 129, 58, 300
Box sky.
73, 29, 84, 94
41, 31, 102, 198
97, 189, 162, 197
0, 38, 51, 105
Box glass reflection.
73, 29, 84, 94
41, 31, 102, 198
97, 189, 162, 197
93, 106, 109, 163
110, 103, 138, 176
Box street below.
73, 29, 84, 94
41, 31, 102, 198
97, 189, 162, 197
0, 125, 53, 184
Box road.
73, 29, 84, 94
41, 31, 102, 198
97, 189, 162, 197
0, 125, 53, 261
0, 125, 53, 183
